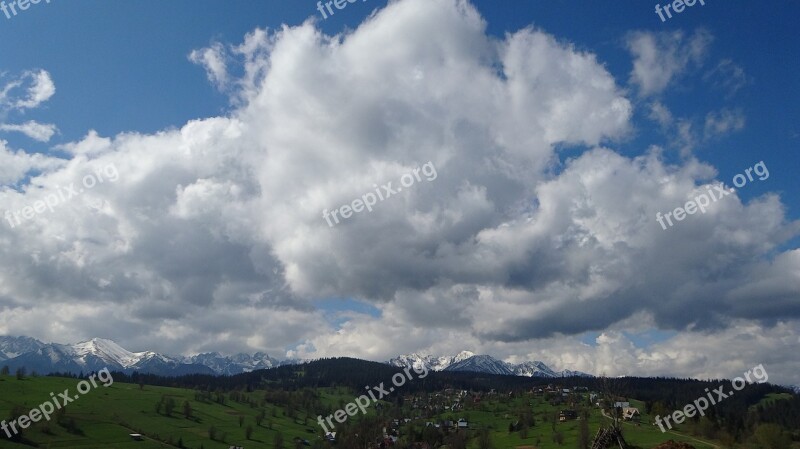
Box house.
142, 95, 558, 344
129, 434, 144, 441
558, 410, 578, 421
457, 418, 468, 429
622, 407, 640, 421
614, 401, 630, 408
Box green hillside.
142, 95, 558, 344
0, 373, 327, 449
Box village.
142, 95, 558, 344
321, 383, 643, 448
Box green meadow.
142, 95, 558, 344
0, 374, 324, 449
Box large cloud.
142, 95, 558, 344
0, 0, 797, 382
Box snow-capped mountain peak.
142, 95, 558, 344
387, 351, 591, 379
445, 354, 514, 376
187, 351, 282, 375
0, 336, 46, 361
452, 350, 476, 363
71, 338, 146, 368
388, 351, 481, 373
512, 360, 559, 377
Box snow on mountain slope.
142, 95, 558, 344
0, 336, 46, 360
2, 336, 589, 379
388, 351, 476, 372
388, 351, 591, 378
451, 350, 476, 365
444, 354, 515, 375
0, 335, 291, 376
188, 352, 282, 375
512, 360, 559, 377
71, 338, 151, 368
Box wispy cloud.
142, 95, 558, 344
704, 108, 746, 140
0, 121, 58, 142
626, 29, 712, 97
0, 70, 56, 111
189, 43, 230, 91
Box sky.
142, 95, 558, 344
0, 0, 798, 384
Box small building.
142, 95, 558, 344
614, 401, 630, 408
559, 410, 578, 421
622, 407, 640, 421
457, 418, 468, 428
129, 434, 144, 441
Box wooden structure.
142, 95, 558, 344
590, 426, 629, 449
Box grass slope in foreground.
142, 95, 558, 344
0, 373, 322, 448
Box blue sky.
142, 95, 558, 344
1, 0, 798, 383
3, 1, 796, 211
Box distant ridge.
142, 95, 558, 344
0, 336, 295, 377
1, 335, 592, 379
387, 352, 591, 378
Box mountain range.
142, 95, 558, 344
0, 336, 290, 377
387, 351, 590, 378
0, 336, 588, 379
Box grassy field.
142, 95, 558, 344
0, 374, 322, 449
0, 374, 727, 449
